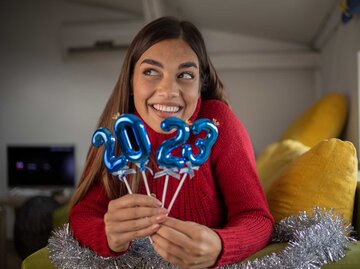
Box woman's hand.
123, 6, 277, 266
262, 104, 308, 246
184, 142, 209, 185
104, 194, 167, 252
151, 217, 222, 269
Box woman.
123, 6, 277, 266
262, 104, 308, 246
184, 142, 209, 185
69, 16, 274, 268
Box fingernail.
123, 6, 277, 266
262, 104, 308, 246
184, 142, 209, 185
156, 214, 166, 221
154, 199, 162, 207
158, 207, 168, 214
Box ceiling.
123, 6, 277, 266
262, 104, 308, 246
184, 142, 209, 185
66, 0, 341, 49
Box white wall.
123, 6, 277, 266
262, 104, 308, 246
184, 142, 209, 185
0, 0, 132, 195
221, 69, 315, 153
0, 0, 317, 197
0, 0, 319, 240
318, 16, 360, 157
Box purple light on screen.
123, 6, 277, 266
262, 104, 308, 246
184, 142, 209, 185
27, 163, 37, 171
16, 161, 24, 170
64, 157, 75, 179
43, 163, 51, 171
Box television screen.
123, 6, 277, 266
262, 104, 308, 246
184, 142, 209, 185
7, 145, 75, 188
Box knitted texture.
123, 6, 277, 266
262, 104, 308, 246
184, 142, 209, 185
69, 100, 274, 267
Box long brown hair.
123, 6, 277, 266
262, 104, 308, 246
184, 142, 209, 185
70, 16, 228, 207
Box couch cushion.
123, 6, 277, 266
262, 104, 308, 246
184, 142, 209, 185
267, 138, 357, 224
279, 92, 347, 147
21, 247, 56, 269
256, 139, 309, 194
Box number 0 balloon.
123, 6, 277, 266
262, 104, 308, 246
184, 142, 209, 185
114, 114, 151, 166
114, 114, 152, 196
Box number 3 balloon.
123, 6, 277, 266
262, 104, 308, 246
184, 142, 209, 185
182, 118, 218, 166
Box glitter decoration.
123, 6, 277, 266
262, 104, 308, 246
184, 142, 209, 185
212, 118, 220, 126
48, 208, 355, 269
112, 112, 120, 120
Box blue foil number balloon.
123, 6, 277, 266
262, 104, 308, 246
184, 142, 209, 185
92, 128, 127, 173
157, 118, 190, 169
114, 114, 151, 166
182, 119, 218, 166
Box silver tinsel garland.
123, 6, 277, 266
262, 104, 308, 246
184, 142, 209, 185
48, 208, 355, 269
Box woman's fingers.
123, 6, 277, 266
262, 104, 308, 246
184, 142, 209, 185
105, 206, 167, 222
152, 242, 189, 268
161, 217, 202, 240
152, 235, 205, 269
107, 210, 167, 233
151, 218, 222, 268
106, 222, 161, 253
151, 230, 187, 257
113, 222, 161, 243
104, 193, 167, 252
108, 194, 162, 211
153, 222, 197, 253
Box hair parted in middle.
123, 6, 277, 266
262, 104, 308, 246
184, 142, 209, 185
70, 16, 228, 206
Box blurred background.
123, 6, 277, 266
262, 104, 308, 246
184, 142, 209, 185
0, 0, 359, 267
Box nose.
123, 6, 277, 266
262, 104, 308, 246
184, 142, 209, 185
157, 76, 179, 98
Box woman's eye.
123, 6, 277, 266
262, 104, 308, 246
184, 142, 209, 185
143, 69, 158, 76
178, 72, 194, 79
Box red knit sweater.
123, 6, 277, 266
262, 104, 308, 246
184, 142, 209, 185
70, 99, 274, 267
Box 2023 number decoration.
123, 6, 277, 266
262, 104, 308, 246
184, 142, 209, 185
92, 114, 218, 213
156, 118, 190, 169
182, 119, 219, 166
92, 114, 152, 195
155, 118, 190, 206
92, 128, 127, 174
162, 118, 218, 213
114, 114, 152, 196
114, 115, 151, 169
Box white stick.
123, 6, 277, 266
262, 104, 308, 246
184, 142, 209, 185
161, 175, 169, 208
122, 174, 153, 244
140, 171, 154, 244
121, 177, 133, 194
141, 171, 151, 196
167, 173, 187, 214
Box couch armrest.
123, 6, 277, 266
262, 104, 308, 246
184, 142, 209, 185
352, 178, 360, 236
21, 247, 56, 269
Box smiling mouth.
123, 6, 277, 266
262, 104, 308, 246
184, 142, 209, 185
152, 104, 181, 113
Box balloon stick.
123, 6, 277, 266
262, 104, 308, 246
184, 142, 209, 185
161, 175, 169, 208
167, 173, 187, 214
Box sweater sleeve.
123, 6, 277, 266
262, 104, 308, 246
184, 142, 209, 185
69, 181, 124, 257
202, 101, 274, 267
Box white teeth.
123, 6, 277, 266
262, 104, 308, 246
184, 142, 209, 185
153, 104, 180, 113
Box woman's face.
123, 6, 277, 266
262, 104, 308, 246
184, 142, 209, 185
132, 39, 200, 133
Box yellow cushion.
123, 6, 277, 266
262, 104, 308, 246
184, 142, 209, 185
21, 247, 56, 269
267, 138, 357, 223
52, 204, 69, 229
280, 93, 347, 147
256, 140, 310, 194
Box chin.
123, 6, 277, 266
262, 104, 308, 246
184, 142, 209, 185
149, 122, 164, 133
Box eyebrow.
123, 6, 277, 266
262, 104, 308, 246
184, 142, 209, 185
141, 59, 163, 68
179, 62, 198, 69
141, 58, 198, 69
